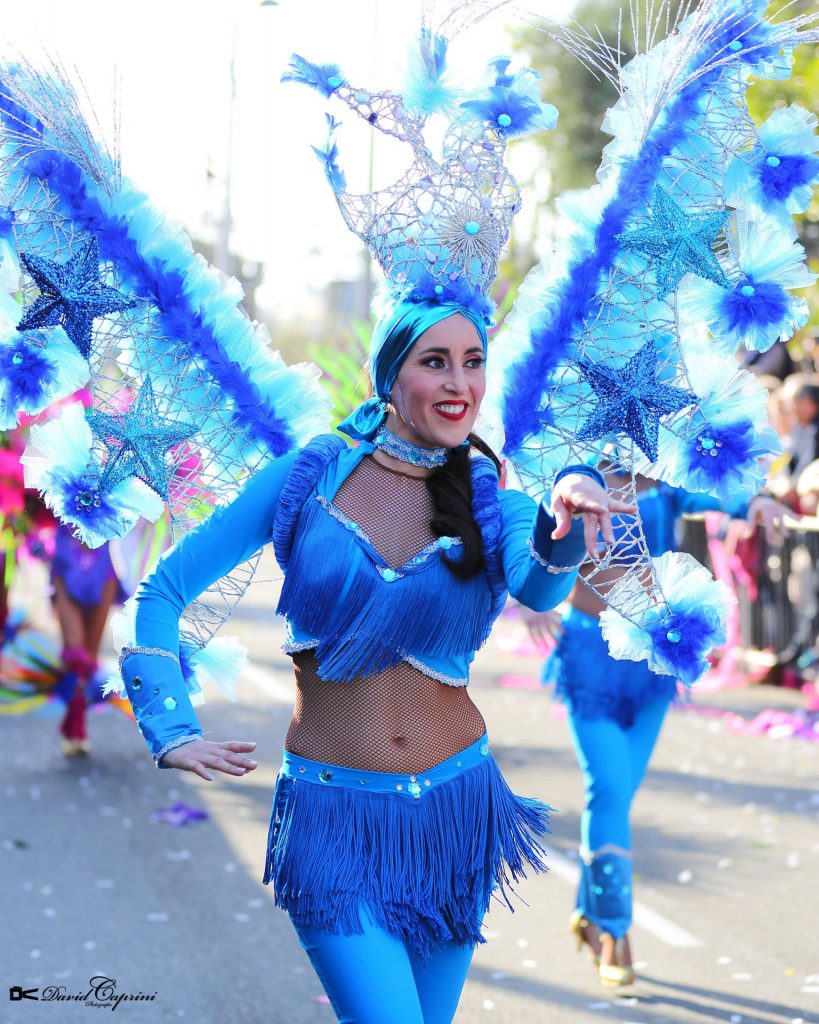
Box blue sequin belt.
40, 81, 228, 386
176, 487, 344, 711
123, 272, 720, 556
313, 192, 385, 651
279, 733, 491, 799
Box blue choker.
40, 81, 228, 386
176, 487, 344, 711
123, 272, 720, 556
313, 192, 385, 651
373, 427, 449, 469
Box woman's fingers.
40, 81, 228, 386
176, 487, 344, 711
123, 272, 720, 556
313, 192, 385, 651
551, 495, 571, 540
168, 739, 258, 780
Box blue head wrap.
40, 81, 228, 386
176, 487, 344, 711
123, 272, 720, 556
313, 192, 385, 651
337, 300, 488, 442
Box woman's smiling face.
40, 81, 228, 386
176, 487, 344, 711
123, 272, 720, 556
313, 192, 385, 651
386, 313, 486, 449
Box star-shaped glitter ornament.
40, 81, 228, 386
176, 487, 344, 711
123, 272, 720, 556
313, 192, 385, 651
17, 237, 137, 359
577, 340, 696, 462
87, 377, 196, 501
617, 185, 730, 297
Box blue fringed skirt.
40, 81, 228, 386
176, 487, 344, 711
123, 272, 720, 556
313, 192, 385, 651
263, 734, 552, 959
543, 607, 678, 728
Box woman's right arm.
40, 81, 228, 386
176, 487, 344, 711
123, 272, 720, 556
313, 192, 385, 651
120, 451, 299, 771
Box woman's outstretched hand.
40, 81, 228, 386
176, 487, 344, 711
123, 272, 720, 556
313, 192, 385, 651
160, 739, 258, 781
744, 495, 796, 545
551, 473, 637, 560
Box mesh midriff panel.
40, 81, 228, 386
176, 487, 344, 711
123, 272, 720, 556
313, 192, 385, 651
283, 455, 486, 773
285, 652, 487, 773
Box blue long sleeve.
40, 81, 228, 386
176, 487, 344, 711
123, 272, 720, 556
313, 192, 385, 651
498, 489, 585, 610
121, 452, 299, 765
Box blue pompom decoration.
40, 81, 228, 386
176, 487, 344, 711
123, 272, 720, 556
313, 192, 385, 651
282, 54, 345, 98
645, 609, 718, 686
0, 336, 55, 406
719, 278, 789, 334
461, 86, 543, 137
758, 153, 819, 204
54, 473, 124, 539
684, 420, 756, 489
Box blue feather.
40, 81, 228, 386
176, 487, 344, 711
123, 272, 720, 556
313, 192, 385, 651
282, 54, 344, 98
311, 113, 345, 193
0, 73, 43, 140
403, 30, 457, 117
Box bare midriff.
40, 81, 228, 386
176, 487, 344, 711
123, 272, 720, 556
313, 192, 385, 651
282, 454, 486, 774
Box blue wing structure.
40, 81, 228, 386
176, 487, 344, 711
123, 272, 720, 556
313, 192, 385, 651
486, 0, 819, 681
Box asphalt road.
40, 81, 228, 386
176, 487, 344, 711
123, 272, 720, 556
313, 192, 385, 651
2, 561, 818, 1024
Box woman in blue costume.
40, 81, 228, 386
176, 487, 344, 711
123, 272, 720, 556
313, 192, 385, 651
119, 298, 633, 1023
51, 521, 125, 756
524, 471, 790, 988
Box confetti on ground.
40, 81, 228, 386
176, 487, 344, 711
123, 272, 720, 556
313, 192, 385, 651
147, 912, 169, 922
150, 802, 209, 827
677, 869, 693, 884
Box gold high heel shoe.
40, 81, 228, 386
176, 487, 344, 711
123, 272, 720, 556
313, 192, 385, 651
569, 911, 600, 966
598, 933, 635, 987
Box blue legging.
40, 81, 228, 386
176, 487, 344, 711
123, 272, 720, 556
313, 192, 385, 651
566, 695, 671, 937
291, 906, 475, 1024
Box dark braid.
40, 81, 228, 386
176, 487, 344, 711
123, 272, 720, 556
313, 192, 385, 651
425, 433, 501, 580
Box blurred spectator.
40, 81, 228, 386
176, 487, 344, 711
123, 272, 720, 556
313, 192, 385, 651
740, 339, 795, 380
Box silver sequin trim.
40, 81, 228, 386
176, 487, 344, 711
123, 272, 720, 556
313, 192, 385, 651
402, 653, 468, 688
281, 637, 320, 655
527, 538, 584, 574
119, 645, 180, 672
316, 495, 461, 573
315, 495, 371, 544
153, 733, 202, 767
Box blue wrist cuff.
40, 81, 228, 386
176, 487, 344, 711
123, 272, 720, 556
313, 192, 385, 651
531, 499, 587, 569
553, 463, 607, 491
120, 648, 203, 765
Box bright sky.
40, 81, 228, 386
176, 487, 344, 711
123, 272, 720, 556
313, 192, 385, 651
1, 0, 571, 324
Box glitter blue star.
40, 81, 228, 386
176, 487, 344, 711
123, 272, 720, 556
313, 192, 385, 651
617, 185, 730, 297
577, 340, 696, 462
87, 377, 196, 501
17, 237, 137, 359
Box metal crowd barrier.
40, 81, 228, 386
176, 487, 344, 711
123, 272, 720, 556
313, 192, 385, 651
679, 514, 819, 675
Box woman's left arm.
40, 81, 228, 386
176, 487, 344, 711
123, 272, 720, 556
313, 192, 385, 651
499, 472, 635, 611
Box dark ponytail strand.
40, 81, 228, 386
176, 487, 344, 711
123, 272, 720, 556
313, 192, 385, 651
425, 433, 502, 580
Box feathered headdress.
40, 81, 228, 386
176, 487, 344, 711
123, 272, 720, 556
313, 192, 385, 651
283, 6, 558, 323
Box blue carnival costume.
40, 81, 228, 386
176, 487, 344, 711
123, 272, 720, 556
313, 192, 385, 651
544, 484, 747, 944
119, 341, 588, 1017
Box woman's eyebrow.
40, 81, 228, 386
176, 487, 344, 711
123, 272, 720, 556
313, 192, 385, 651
417, 345, 484, 356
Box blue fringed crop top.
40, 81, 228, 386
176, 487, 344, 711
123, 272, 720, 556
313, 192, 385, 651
120, 435, 588, 765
